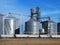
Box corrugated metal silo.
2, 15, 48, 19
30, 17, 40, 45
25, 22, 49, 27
41, 20, 57, 35
4, 15, 20, 35
25, 19, 40, 35
0, 14, 4, 37
48, 21, 57, 35
25, 7, 40, 35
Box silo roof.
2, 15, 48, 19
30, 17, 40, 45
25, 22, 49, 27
6, 15, 17, 19
0, 13, 4, 16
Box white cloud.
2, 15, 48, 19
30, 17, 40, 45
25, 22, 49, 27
41, 10, 60, 16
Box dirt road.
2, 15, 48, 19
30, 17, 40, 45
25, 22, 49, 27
0, 38, 60, 45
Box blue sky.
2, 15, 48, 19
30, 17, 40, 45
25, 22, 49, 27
0, 0, 60, 17
0, 0, 60, 22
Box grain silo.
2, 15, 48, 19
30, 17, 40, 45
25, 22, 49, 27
25, 19, 40, 34
0, 14, 4, 37
25, 7, 40, 35
4, 15, 20, 37
41, 20, 57, 36
48, 21, 57, 35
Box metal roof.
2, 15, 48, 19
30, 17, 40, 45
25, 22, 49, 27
0, 13, 4, 16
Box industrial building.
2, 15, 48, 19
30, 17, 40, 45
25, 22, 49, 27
0, 7, 60, 38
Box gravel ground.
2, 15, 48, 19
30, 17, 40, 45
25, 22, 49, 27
0, 38, 60, 45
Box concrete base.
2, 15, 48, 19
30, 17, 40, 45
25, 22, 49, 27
1, 35, 14, 37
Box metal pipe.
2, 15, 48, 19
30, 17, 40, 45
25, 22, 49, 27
3, 17, 4, 35
31, 8, 34, 19
36, 7, 40, 21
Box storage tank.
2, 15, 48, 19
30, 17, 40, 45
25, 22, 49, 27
4, 15, 20, 35
25, 19, 40, 34
41, 20, 57, 35
48, 21, 57, 35
0, 14, 4, 37
25, 7, 40, 35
